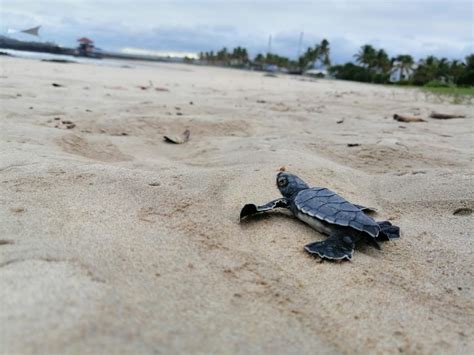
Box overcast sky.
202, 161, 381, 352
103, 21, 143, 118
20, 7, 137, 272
1, 0, 472, 63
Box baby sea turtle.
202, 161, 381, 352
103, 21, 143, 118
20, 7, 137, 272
240, 172, 400, 261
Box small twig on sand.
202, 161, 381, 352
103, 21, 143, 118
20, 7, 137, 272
393, 114, 425, 123
430, 112, 466, 119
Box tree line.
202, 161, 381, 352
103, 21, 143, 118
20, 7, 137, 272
331, 44, 473, 86
197, 41, 473, 86
198, 39, 332, 74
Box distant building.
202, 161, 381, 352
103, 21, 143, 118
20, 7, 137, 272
264, 64, 279, 72
390, 62, 417, 82
305, 68, 329, 78
76, 37, 102, 58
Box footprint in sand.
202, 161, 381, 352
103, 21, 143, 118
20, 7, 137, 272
57, 134, 132, 162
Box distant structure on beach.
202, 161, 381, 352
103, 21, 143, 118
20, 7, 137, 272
305, 68, 329, 78
76, 37, 102, 58
1, 27, 194, 64
0, 35, 72, 55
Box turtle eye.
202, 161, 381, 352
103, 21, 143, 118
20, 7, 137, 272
278, 177, 288, 187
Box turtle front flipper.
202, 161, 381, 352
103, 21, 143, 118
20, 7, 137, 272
304, 232, 355, 261
240, 198, 289, 220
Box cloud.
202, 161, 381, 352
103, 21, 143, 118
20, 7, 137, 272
1, 0, 472, 63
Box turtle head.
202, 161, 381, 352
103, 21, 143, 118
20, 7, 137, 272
276, 172, 309, 198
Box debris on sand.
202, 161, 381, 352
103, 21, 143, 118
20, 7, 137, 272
62, 120, 75, 129
257, 100, 267, 104
347, 143, 360, 147
138, 80, 169, 92
453, 208, 472, 216
52, 119, 76, 129
139, 85, 169, 92
393, 114, 425, 122
336, 119, 344, 124
164, 129, 190, 144
52, 83, 64, 88
42, 59, 75, 64
430, 112, 466, 119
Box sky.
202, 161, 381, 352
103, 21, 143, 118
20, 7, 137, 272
1, 0, 473, 63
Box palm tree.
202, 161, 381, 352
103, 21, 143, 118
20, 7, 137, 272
457, 54, 474, 86
298, 44, 322, 71
423, 55, 439, 67
265, 53, 290, 68
412, 55, 438, 85
217, 47, 228, 63
375, 49, 391, 74
449, 60, 466, 84
354, 45, 376, 68
465, 54, 474, 70
319, 39, 331, 67
437, 57, 450, 80
309, 45, 321, 68
254, 53, 265, 63
298, 46, 313, 70
241, 48, 249, 63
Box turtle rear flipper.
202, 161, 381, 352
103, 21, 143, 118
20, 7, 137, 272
377, 221, 400, 240
305, 233, 355, 261
354, 204, 377, 214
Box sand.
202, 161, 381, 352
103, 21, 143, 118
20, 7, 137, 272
0, 56, 473, 354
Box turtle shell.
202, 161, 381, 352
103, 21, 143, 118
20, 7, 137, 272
294, 187, 380, 237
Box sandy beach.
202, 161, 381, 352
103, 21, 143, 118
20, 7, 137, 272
0, 56, 473, 354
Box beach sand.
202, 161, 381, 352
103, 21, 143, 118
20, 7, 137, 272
0, 56, 473, 354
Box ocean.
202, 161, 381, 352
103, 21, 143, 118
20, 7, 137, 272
0, 48, 135, 68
